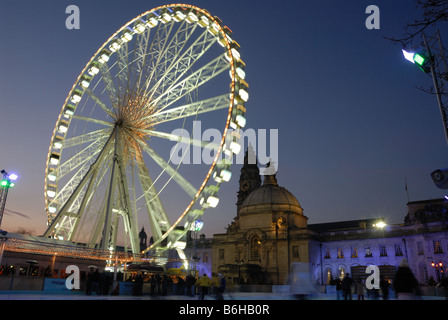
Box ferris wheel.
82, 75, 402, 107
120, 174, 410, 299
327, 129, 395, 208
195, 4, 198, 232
43, 4, 248, 260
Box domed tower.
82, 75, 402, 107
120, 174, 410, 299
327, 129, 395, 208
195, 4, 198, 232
214, 150, 310, 285
238, 166, 307, 230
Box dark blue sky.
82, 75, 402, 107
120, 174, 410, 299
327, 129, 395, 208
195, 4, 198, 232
1, 0, 447, 238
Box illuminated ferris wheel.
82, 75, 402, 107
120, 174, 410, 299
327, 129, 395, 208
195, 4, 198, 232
43, 4, 248, 260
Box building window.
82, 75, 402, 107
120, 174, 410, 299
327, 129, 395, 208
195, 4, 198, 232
395, 244, 403, 256
351, 247, 358, 258
324, 248, 331, 259
250, 237, 261, 260
434, 241, 444, 254
203, 253, 208, 262
417, 242, 424, 255
219, 249, 225, 260
337, 248, 344, 259
379, 245, 387, 257
365, 246, 373, 257
292, 246, 300, 258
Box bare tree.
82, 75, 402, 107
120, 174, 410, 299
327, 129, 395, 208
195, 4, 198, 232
387, 0, 448, 46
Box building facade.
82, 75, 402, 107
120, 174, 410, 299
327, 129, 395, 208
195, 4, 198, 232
212, 148, 311, 284
312, 199, 448, 286
211, 149, 448, 286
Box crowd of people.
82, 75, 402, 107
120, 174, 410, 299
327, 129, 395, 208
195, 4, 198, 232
84, 268, 228, 299
331, 259, 448, 300
82, 258, 448, 299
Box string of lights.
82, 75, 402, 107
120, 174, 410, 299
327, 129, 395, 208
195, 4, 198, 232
0, 235, 184, 264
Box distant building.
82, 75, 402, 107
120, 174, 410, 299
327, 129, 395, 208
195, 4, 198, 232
210, 148, 448, 286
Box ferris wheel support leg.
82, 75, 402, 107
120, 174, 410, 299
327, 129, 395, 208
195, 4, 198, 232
177, 249, 188, 268
115, 151, 140, 254
101, 131, 120, 251
44, 132, 115, 239
69, 160, 102, 240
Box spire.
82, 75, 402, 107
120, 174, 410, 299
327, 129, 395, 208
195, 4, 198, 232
244, 143, 257, 165
237, 146, 261, 214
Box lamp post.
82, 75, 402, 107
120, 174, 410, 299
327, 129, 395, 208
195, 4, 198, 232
402, 30, 448, 146
234, 258, 244, 285
431, 261, 444, 282
0, 170, 18, 229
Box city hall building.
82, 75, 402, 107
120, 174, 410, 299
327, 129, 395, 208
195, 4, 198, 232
206, 148, 448, 286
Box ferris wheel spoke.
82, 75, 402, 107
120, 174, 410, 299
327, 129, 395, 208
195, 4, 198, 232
98, 63, 120, 109
152, 54, 229, 113
146, 27, 217, 105
141, 21, 192, 89
137, 139, 197, 198
115, 40, 131, 99
138, 21, 175, 97
72, 115, 113, 127
83, 87, 117, 120
142, 21, 199, 100
149, 94, 230, 124
62, 128, 111, 149
136, 157, 171, 242
56, 137, 108, 178
132, 27, 154, 91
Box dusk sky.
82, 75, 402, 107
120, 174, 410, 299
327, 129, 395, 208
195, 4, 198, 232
1, 0, 448, 240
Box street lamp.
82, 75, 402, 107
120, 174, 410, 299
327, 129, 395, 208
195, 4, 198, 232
234, 258, 245, 285
402, 48, 431, 73
373, 220, 387, 229
401, 31, 448, 147
431, 261, 444, 282
0, 169, 19, 229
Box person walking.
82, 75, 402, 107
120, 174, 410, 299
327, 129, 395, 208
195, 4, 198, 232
196, 273, 212, 300
333, 278, 342, 300
393, 259, 419, 300
439, 275, 448, 300
86, 268, 101, 295
380, 276, 390, 300
341, 273, 353, 300
216, 273, 226, 300
356, 279, 365, 300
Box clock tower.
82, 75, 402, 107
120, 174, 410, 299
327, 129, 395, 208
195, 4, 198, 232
236, 145, 261, 214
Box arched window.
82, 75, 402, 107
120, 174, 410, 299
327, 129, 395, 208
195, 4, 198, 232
250, 237, 261, 260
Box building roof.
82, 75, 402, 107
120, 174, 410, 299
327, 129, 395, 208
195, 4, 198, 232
308, 218, 383, 233
239, 172, 302, 215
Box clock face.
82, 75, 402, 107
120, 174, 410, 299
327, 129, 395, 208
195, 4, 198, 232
241, 181, 249, 191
